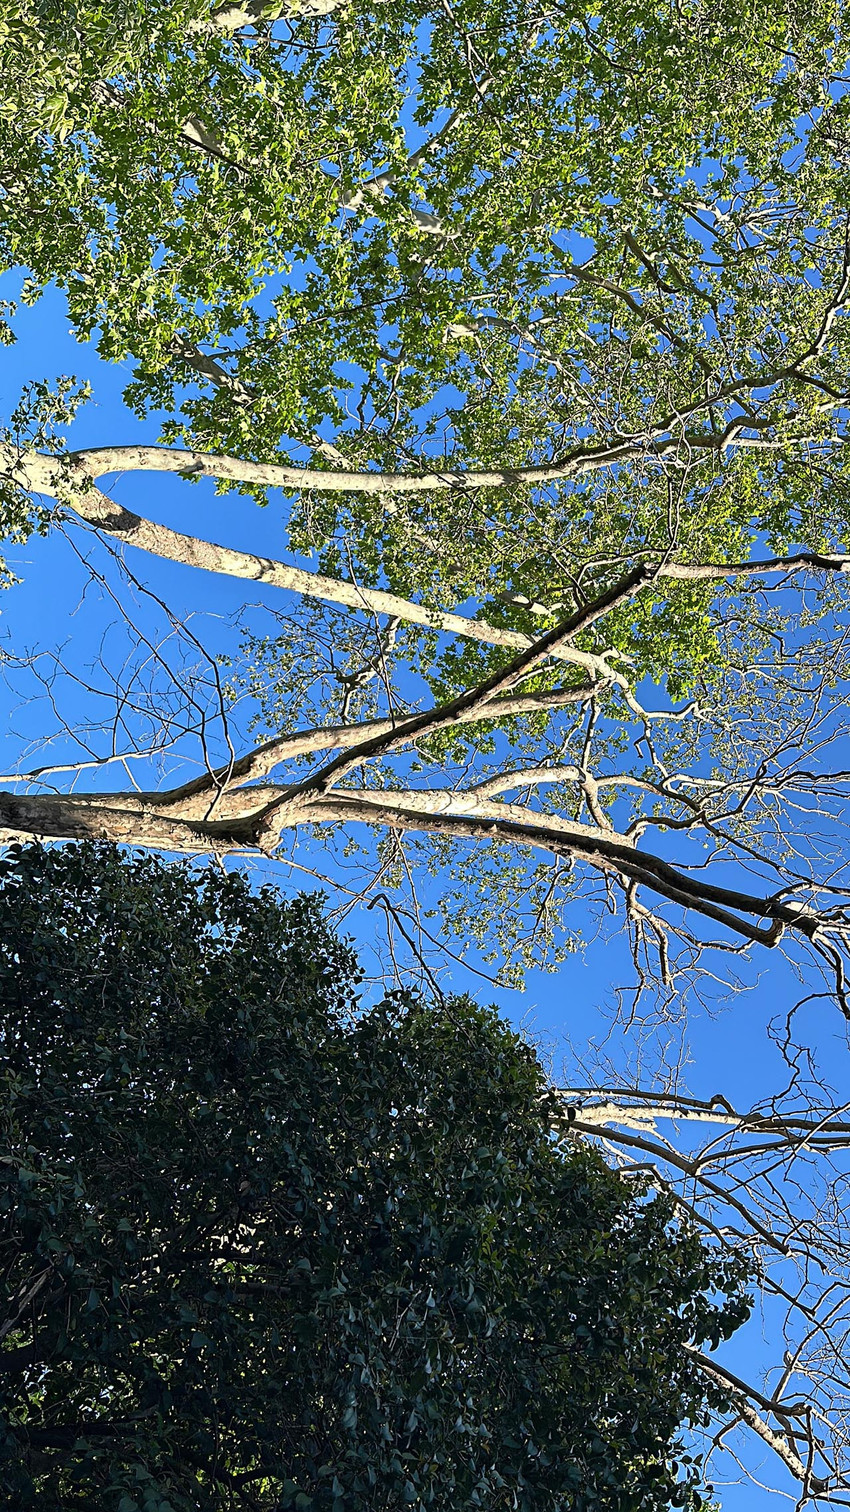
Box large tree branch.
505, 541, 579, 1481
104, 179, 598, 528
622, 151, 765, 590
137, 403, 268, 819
297, 797, 829, 949
314, 784, 635, 846
9, 411, 829, 503
0, 773, 839, 961
157, 684, 596, 813
0, 792, 223, 852
561, 1089, 850, 1143
0, 784, 806, 946
11, 445, 850, 616
267, 567, 654, 818
0, 443, 627, 678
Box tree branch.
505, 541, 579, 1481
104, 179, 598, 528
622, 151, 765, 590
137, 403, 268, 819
0, 441, 623, 677
265, 567, 654, 819
690, 1350, 830, 1495
10, 412, 832, 502
157, 683, 596, 812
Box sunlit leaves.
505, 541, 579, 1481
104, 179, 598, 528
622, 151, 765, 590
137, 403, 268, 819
0, 376, 91, 587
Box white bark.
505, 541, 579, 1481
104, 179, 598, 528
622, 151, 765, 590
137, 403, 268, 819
0, 781, 825, 953
12, 432, 850, 523
0, 442, 620, 678
33, 432, 769, 492
318, 785, 634, 846
689, 1349, 828, 1493
156, 685, 595, 815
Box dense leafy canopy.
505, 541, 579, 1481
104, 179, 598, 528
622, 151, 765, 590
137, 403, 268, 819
0, 844, 748, 1512
3, 0, 850, 668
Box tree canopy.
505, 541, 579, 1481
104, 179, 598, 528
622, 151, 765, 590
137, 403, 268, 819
2, 0, 850, 990
0, 842, 748, 1512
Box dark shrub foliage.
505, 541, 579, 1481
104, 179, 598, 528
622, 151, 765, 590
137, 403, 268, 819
0, 844, 748, 1511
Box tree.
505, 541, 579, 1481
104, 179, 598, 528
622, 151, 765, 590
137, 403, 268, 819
2, 0, 850, 992
0, 841, 748, 1512
3, 2, 850, 1501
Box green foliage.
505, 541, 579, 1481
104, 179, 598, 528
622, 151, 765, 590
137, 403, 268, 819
0, 377, 91, 587
3, 0, 850, 688
0, 843, 749, 1511
3, 0, 850, 549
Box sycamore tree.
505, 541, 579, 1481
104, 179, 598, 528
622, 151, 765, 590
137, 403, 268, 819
2, 0, 850, 987
3, 0, 850, 1501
